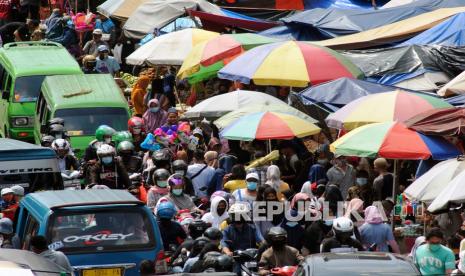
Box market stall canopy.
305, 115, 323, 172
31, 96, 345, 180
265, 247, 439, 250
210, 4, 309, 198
404, 158, 465, 204
405, 107, 465, 136
126, 28, 219, 66
428, 169, 465, 212
280, 0, 465, 39
399, 12, 465, 47
218, 41, 363, 87
315, 7, 465, 50
325, 90, 451, 130
220, 111, 320, 141
215, 103, 317, 129
183, 90, 286, 119
123, 0, 223, 39
438, 70, 465, 97
330, 122, 461, 160
298, 77, 420, 106
97, 0, 147, 21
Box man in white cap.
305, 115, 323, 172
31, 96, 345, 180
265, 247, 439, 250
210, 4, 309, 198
82, 28, 109, 56
10, 185, 24, 203
0, 188, 17, 221
232, 172, 258, 208
96, 44, 120, 76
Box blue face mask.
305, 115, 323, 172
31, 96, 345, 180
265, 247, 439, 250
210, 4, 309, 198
246, 181, 257, 191
324, 220, 333, 226
150, 107, 160, 113
172, 188, 183, 196
356, 177, 368, 186
101, 156, 113, 165
157, 181, 168, 188
286, 221, 299, 227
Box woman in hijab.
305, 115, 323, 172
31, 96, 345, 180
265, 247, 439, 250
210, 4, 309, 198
201, 195, 228, 229
255, 186, 283, 238
359, 206, 400, 253
131, 75, 151, 116
265, 165, 290, 201
143, 99, 167, 134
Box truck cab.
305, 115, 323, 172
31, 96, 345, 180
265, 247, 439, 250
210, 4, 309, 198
16, 190, 166, 276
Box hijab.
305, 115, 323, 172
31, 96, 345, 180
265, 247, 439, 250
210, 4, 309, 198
265, 165, 282, 192
364, 205, 384, 224
143, 99, 167, 133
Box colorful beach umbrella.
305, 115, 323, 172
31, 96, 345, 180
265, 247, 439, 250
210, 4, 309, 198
178, 33, 278, 81
405, 107, 465, 136
220, 111, 320, 141
218, 41, 364, 87
330, 122, 461, 160
325, 90, 452, 130
126, 28, 219, 66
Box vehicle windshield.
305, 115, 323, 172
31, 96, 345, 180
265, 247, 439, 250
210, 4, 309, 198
48, 209, 155, 253
13, 75, 45, 102
54, 107, 129, 136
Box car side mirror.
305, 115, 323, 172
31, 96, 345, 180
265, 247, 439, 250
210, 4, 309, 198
1, 90, 9, 100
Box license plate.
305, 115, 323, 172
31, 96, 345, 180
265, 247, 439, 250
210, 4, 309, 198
82, 268, 122, 276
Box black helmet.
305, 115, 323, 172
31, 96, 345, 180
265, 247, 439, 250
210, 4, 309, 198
204, 227, 223, 241
267, 226, 287, 244
153, 168, 170, 181
188, 219, 209, 239
192, 236, 210, 253
40, 135, 55, 147
172, 159, 187, 172
48, 118, 64, 126
152, 149, 171, 162
49, 124, 64, 136
215, 255, 233, 272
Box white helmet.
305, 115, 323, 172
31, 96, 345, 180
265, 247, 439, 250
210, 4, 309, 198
51, 138, 70, 151
228, 202, 251, 222
96, 144, 115, 156
333, 217, 354, 233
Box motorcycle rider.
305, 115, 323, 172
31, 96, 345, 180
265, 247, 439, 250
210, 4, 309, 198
201, 195, 228, 229
113, 131, 133, 149
147, 168, 170, 210
40, 135, 55, 148
321, 217, 364, 253
51, 139, 80, 180
127, 116, 146, 152
144, 148, 172, 186
172, 159, 194, 195
156, 201, 187, 251
84, 125, 116, 162
162, 174, 196, 211
258, 227, 304, 276
88, 144, 130, 189
204, 227, 223, 247
117, 141, 142, 174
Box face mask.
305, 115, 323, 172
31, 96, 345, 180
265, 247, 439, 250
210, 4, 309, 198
104, 138, 111, 144
317, 159, 328, 166
286, 221, 299, 227
175, 170, 185, 176
324, 220, 333, 226
172, 188, 183, 196
150, 107, 160, 113
356, 178, 368, 186
101, 156, 113, 165
133, 128, 141, 135
157, 181, 168, 188
217, 207, 226, 216
55, 134, 62, 139
246, 181, 257, 191
429, 244, 441, 252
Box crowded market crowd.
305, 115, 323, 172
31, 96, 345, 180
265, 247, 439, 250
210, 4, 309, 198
0, 1, 465, 276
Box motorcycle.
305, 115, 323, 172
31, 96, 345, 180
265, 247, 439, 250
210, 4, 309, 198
233, 248, 258, 276
270, 266, 297, 276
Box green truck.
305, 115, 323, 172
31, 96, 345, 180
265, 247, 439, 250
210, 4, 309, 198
0, 41, 82, 141
34, 74, 131, 156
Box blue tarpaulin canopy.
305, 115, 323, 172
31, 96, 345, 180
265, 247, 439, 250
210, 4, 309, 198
399, 12, 465, 46
266, 0, 465, 40
304, 0, 388, 9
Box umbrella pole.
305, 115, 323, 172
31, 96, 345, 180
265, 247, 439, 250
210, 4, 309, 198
391, 159, 399, 229
267, 140, 272, 154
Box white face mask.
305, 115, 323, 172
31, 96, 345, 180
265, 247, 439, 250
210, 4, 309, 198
133, 128, 141, 135
104, 138, 111, 144
175, 170, 185, 176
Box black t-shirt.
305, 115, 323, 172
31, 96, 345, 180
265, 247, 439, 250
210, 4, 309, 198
158, 220, 187, 251
321, 237, 364, 253
0, 22, 27, 43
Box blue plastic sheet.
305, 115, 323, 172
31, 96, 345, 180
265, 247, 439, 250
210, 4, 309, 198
304, 0, 388, 9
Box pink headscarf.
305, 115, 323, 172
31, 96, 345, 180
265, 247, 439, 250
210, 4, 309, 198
143, 99, 167, 134
290, 192, 310, 209
364, 205, 384, 224
344, 198, 364, 218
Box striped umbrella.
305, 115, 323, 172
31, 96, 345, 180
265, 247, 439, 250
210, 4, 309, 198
220, 111, 320, 141
218, 41, 364, 87
326, 90, 452, 130
330, 122, 461, 160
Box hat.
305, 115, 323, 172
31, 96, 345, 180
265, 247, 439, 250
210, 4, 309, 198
93, 28, 103, 35
0, 218, 13, 235
192, 128, 203, 137
1, 188, 14, 196
97, 45, 109, 52
246, 172, 259, 181
167, 107, 177, 114
10, 185, 24, 196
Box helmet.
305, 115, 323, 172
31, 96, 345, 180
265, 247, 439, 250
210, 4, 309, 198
157, 201, 177, 219
192, 236, 210, 253
117, 141, 135, 153
204, 227, 223, 241
172, 159, 187, 172
96, 144, 115, 157
168, 174, 184, 187
215, 255, 234, 272
228, 203, 250, 222
51, 138, 70, 151
128, 117, 145, 134
267, 226, 287, 241
48, 117, 64, 126
153, 168, 170, 181
49, 124, 64, 136
188, 219, 209, 239
40, 135, 55, 146
152, 149, 170, 162
82, 54, 96, 66
95, 125, 116, 142
332, 217, 354, 233
113, 131, 133, 147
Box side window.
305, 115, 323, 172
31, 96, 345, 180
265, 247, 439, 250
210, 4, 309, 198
0, 64, 5, 90
4, 75, 12, 96
36, 93, 43, 115
23, 215, 40, 250
40, 103, 50, 126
